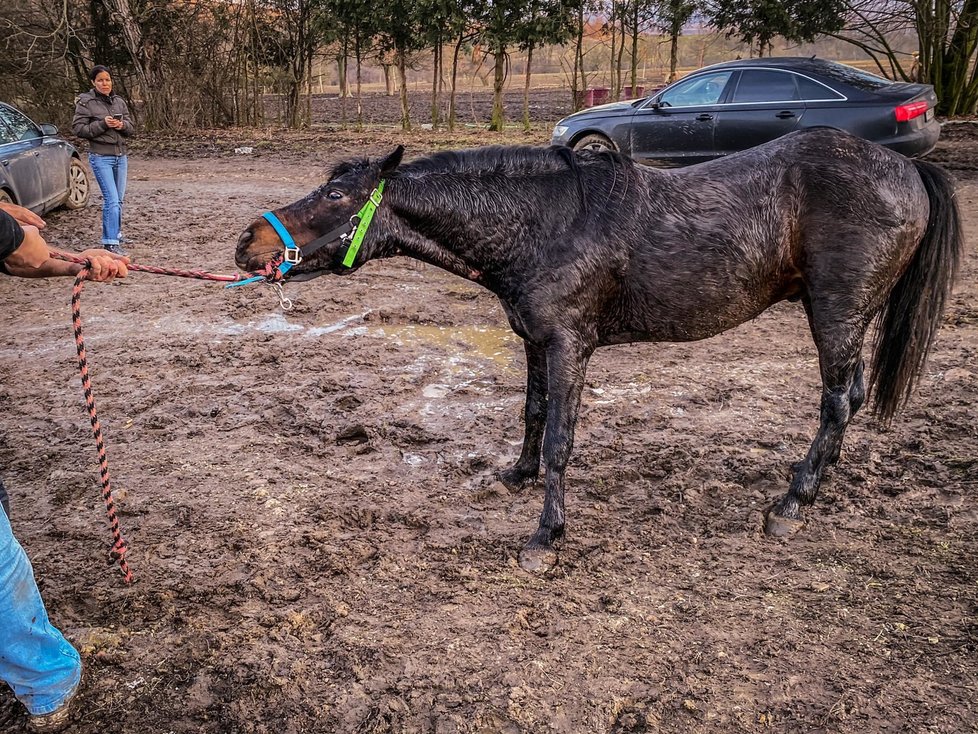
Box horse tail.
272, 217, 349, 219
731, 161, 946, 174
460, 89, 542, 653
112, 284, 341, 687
869, 159, 964, 424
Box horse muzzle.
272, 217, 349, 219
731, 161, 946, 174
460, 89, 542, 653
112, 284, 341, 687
235, 227, 284, 273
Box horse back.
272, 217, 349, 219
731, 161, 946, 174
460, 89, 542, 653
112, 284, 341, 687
607, 128, 929, 343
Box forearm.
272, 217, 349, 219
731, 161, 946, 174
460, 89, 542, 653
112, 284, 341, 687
72, 116, 107, 140
3, 256, 80, 279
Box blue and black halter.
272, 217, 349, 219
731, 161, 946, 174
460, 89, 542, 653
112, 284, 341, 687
228, 180, 386, 288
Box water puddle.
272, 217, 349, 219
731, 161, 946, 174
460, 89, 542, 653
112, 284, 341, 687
142, 311, 518, 371
351, 323, 517, 369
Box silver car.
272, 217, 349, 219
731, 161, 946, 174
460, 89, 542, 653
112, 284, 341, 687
0, 101, 89, 212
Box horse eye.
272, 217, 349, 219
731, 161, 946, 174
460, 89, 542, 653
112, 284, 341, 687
326, 190, 344, 200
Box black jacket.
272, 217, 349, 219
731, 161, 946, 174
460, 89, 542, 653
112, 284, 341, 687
72, 90, 134, 156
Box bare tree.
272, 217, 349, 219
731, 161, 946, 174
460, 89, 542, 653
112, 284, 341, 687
837, 0, 978, 114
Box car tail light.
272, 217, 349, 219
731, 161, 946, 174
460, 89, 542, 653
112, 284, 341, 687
895, 100, 929, 122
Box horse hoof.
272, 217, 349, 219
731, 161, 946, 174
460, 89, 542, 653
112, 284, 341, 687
518, 545, 558, 574
496, 469, 535, 493
764, 511, 805, 537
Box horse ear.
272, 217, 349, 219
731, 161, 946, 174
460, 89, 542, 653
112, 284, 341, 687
379, 145, 404, 176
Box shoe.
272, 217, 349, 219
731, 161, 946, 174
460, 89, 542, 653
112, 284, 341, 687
28, 664, 82, 733
28, 701, 73, 733
103, 243, 127, 256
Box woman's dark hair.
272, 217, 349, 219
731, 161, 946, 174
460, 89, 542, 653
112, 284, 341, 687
89, 65, 111, 82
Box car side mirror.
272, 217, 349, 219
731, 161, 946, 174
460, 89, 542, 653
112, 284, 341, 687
40, 123, 58, 136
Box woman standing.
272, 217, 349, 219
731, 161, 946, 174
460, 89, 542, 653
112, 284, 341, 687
72, 65, 134, 255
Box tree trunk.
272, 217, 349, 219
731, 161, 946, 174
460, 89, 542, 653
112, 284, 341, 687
449, 34, 463, 131
615, 10, 626, 99
630, 2, 640, 91
383, 64, 395, 96
305, 49, 312, 126
397, 45, 411, 131
431, 34, 441, 126
286, 43, 309, 128
251, 36, 261, 125
100, 0, 165, 128
489, 43, 506, 131
355, 37, 363, 130
610, 3, 618, 98
339, 40, 349, 126
574, 4, 585, 110
522, 44, 533, 132
668, 25, 680, 82
286, 73, 301, 128
939, 0, 978, 114
338, 54, 348, 97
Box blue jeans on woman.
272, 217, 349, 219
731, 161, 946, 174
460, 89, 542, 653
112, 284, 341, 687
88, 153, 128, 246
0, 506, 82, 715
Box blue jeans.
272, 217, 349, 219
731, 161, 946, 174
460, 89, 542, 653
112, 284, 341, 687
89, 153, 128, 245
0, 507, 81, 715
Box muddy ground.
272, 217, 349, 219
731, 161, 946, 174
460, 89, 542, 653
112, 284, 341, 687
0, 92, 976, 733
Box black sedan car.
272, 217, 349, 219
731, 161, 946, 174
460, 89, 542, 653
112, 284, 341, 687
0, 101, 89, 212
551, 57, 940, 167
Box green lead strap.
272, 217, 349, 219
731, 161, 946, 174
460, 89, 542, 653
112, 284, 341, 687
342, 180, 386, 268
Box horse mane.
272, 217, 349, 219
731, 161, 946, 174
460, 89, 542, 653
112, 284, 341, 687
326, 145, 636, 225
396, 144, 636, 220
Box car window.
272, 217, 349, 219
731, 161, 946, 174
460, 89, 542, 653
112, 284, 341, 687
658, 72, 732, 108
795, 75, 845, 101
0, 105, 41, 141
731, 70, 800, 103
0, 117, 15, 145
813, 61, 893, 91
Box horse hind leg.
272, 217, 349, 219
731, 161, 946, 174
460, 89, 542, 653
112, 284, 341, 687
766, 308, 870, 536
823, 358, 866, 466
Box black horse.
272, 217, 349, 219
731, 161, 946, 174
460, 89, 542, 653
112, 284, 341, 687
235, 128, 962, 572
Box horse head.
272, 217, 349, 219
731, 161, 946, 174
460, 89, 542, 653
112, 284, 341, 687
235, 146, 404, 280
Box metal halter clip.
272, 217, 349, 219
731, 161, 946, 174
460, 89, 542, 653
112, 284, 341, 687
284, 247, 302, 265
269, 281, 293, 311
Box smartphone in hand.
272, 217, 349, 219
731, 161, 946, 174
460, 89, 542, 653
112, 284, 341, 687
111, 114, 123, 120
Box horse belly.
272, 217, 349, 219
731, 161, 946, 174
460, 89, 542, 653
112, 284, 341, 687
609, 288, 779, 344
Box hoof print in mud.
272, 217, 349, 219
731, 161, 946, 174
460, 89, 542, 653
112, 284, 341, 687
763, 510, 806, 537
518, 546, 558, 574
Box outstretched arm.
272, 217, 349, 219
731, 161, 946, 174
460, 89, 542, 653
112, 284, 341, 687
5, 243, 129, 281
0, 212, 128, 281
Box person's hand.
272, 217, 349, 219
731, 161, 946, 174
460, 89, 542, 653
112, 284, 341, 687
78, 249, 129, 282
0, 202, 45, 229
5, 225, 51, 269
104, 115, 123, 130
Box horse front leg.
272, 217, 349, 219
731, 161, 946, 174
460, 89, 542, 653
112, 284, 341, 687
518, 336, 591, 573
497, 341, 547, 491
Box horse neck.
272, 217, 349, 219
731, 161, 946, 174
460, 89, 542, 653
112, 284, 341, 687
386, 168, 583, 280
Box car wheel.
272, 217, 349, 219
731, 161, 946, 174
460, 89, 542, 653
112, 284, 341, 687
573, 134, 616, 153
0, 190, 12, 205
62, 158, 90, 210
